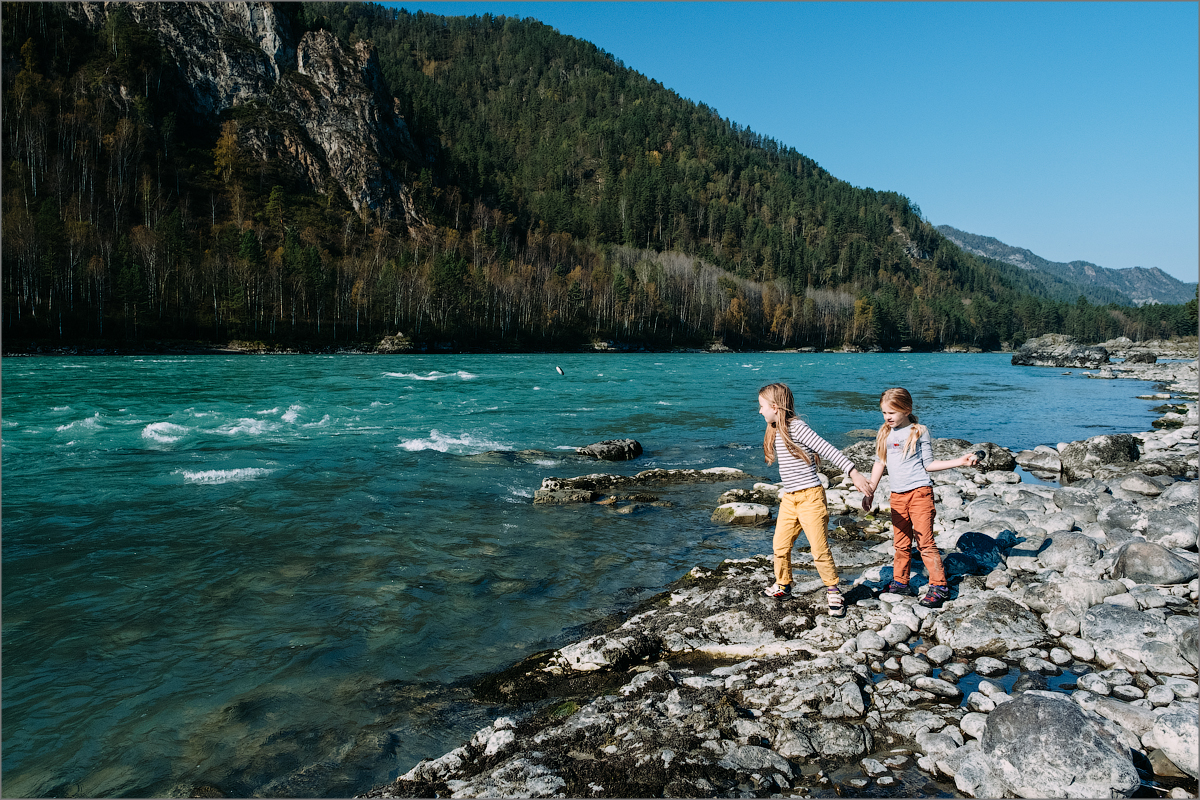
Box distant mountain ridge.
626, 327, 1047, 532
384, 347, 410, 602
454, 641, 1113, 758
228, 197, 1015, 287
936, 225, 1197, 306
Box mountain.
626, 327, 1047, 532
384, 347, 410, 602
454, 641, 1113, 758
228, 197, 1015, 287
936, 225, 1197, 307
2, 2, 1195, 353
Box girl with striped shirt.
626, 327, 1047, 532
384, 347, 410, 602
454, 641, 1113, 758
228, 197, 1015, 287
758, 383, 873, 616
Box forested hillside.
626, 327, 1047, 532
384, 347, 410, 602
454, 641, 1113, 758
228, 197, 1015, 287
3, 1, 1195, 352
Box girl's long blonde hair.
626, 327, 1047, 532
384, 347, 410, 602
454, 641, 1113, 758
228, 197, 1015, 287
875, 387, 927, 460
760, 383, 815, 466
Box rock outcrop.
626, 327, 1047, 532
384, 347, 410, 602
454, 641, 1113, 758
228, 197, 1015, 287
1011, 334, 1110, 368
67, 2, 423, 226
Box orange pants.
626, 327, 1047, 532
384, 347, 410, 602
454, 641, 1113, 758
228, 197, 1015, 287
773, 486, 839, 587
890, 486, 946, 587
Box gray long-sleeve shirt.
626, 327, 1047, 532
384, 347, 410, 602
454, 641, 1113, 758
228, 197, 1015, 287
875, 425, 934, 493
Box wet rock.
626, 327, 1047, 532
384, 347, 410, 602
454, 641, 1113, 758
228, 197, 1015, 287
533, 488, 599, 505
953, 692, 1138, 799
576, 439, 644, 460
1111, 540, 1198, 585
1016, 448, 1062, 473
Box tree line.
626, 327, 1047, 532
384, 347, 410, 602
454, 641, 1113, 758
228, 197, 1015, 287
3, 2, 1195, 352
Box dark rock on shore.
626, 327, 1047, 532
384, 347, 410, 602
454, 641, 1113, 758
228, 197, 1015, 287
576, 439, 644, 461
1011, 334, 1110, 368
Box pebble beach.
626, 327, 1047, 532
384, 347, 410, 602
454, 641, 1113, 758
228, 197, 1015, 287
364, 341, 1199, 799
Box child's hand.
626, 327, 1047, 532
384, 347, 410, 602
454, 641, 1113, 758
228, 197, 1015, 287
962, 453, 980, 467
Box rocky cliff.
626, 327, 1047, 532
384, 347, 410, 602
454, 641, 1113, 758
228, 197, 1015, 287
67, 2, 423, 226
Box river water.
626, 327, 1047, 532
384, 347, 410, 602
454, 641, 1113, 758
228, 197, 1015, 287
1, 352, 1164, 797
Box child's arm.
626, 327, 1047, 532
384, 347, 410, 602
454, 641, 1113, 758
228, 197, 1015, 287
926, 453, 979, 472
867, 459, 885, 493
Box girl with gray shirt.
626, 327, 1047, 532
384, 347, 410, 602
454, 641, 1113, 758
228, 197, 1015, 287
863, 387, 978, 608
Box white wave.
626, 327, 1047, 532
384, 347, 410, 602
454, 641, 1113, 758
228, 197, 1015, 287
553, 445, 578, 450
397, 429, 508, 453
56, 413, 102, 432
53, 406, 71, 412
257, 407, 281, 415
656, 401, 672, 405
302, 414, 331, 428
216, 418, 278, 436
384, 370, 477, 381
177, 468, 274, 484
281, 404, 303, 423
142, 422, 190, 443
532, 459, 558, 466
369, 401, 392, 408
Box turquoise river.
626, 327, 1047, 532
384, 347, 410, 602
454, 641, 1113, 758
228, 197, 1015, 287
1, 352, 1166, 797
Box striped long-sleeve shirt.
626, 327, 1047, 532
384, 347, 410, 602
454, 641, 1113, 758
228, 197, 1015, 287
775, 418, 857, 492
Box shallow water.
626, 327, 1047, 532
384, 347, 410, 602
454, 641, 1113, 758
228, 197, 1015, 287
1, 353, 1166, 797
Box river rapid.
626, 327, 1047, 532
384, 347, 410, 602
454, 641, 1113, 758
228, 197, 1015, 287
0, 352, 1165, 797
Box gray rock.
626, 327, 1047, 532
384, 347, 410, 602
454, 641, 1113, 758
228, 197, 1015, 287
1160, 481, 1199, 505
973, 656, 1010, 676
1111, 540, 1198, 585
1140, 640, 1197, 677
912, 676, 963, 699
1150, 707, 1200, 778
1044, 605, 1081, 635
1143, 503, 1200, 550
900, 655, 933, 677
1121, 473, 1163, 496
1060, 434, 1141, 481
879, 621, 915, 646
576, 438, 644, 460
1075, 692, 1159, 737
710, 502, 772, 526
1016, 449, 1062, 473
934, 596, 1045, 656
717, 744, 793, 778
1011, 334, 1111, 368
1079, 603, 1171, 652
1023, 578, 1126, 615
533, 488, 599, 504
954, 692, 1137, 799
856, 629, 887, 652
925, 644, 954, 665
1037, 533, 1101, 572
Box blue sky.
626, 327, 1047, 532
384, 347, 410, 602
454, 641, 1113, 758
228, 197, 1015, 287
382, 2, 1198, 284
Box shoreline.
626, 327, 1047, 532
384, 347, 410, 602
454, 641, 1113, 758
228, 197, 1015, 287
4, 335, 1195, 359
360, 361, 1199, 799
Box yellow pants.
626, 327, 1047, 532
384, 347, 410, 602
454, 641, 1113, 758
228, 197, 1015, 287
773, 486, 838, 587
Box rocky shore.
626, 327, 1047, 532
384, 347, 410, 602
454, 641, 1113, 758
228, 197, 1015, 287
361, 347, 1199, 799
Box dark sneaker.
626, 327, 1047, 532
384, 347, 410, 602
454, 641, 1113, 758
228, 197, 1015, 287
919, 585, 950, 608
763, 583, 792, 598
826, 586, 845, 616
884, 580, 914, 596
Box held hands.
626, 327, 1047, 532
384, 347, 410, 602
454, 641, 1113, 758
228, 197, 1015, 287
848, 468, 873, 496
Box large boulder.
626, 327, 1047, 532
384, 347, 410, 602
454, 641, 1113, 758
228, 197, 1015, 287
1079, 604, 1171, 651
953, 692, 1138, 798
1011, 334, 1111, 368
1022, 579, 1126, 615
1111, 540, 1198, 584
1150, 708, 1199, 778
576, 439, 643, 460
1060, 434, 1140, 481
933, 595, 1046, 656
1037, 532, 1101, 572
1098, 500, 1199, 550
